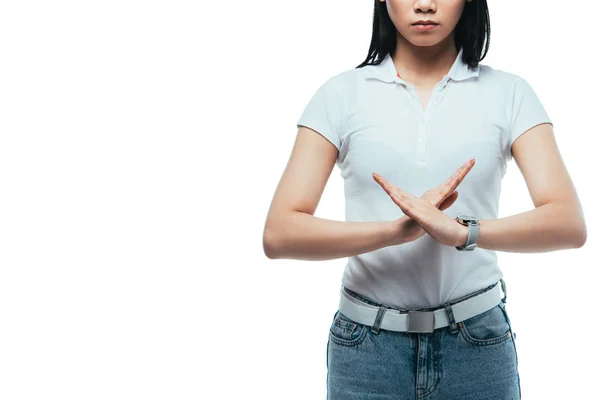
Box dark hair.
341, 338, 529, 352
356, 0, 490, 69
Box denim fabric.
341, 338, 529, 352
326, 281, 520, 399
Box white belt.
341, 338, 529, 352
338, 281, 503, 333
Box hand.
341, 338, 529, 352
373, 158, 475, 246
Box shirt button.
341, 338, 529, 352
419, 138, 424, 144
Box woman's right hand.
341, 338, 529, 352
387, 159, 476, 245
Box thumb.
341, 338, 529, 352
439, 191, 458, 211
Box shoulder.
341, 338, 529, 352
321, 66, 364, 91
476, 64, 536, 107
478, 64, 525, 89
310, 67, 364, 107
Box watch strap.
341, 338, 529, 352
456, 218, 479, 251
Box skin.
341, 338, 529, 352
375, 0, 477, 247
373, 0, 587, 251
263, 1, 586, 261
374, 160, 475, 247
381, 0, 472, 108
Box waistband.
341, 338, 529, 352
338, 279, 507, 333
343, 279, 504, 312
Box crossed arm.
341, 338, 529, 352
263, 123, 586, 261
475, 122, 586, 252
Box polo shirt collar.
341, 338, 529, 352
363, 46, 480, 83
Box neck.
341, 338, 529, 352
391, 36, 458, 86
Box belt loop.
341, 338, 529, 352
444, 304, 459, 334
370, 306, 387, 334
500, 278, 507, 304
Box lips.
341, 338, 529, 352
412, 21, 439, 25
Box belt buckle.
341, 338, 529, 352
407, 310, 434, 333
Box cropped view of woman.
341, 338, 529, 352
263, 0, 587, 398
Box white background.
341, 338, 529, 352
0, 0, 597, 399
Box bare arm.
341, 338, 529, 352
262, 126, 404, 261
265, 211, 401, 261
476, 123, 587, 252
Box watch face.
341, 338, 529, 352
457, 215, 479, 229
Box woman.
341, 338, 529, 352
263, 0, 587, 398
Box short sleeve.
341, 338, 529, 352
296, 75, 345, 151
507, 77, 553, 161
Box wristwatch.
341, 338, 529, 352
455, 214, 479, 251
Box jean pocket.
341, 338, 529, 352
328, 310, 368, 347
458, 303, 512, 346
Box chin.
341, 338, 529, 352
403, 33, 451, 48
406, 39, 442, 47
412, 41, 440, 47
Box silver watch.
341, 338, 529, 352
455, 214, 479, 251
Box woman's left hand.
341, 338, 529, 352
373, 173, 468, 247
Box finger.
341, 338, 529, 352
375, 175, 417, 201
449, 159, 474, 181
373, 173, 393, 195
390, 193, 416, 219
449, 159, 474, 184
374, 173, 416, 201
393, 194, 432, 232
440, 159, 475, 195
439, 191, 458, 211
389, 185, 417, 202
434, 163, 467, 199
429, 161, 470, 205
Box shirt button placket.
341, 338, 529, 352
418, 80, 447, 163
418, 117, 427, 163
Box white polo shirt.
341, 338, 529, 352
296, 46, 552, 310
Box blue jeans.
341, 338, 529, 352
326, 281, 521, 399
